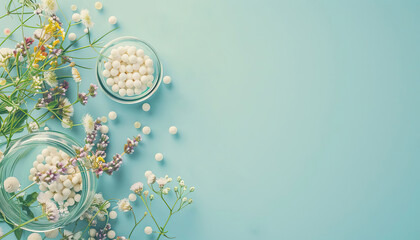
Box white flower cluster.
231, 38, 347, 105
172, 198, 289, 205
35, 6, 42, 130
102, 46, 155, 97
3, 176, 20, 193
30, 147, 82, 214
81, 193, 111, 223
0, 48, 13, 67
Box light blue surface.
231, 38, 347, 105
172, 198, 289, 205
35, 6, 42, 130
2, 0, 420, 239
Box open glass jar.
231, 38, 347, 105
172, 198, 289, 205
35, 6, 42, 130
0, 131, 97, 232
96, 36, 163, 104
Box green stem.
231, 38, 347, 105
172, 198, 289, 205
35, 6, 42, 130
9, 182, 36, 200
0, 213, 46, 239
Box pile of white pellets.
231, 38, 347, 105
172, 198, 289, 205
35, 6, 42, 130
102, 45, 155, 97
29, 146, 82, 209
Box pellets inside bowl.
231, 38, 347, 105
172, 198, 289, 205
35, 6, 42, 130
102, 46, 155, 97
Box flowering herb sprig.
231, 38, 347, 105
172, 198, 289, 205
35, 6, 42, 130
0, 0, 117, 147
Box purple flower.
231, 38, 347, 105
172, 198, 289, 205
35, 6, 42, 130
78, 93, 88, 105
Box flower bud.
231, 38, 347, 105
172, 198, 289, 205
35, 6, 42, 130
190, 187, 195, 192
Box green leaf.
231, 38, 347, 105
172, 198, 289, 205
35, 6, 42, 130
6, 222, 23, 240
22, 206, 34, 219
24, 192, 38, 206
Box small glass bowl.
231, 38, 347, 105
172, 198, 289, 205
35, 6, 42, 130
96, 36, 163, 104
0, 131, 97, 232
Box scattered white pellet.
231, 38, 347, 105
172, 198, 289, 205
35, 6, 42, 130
108, 111, 117, 120
144, 226, 153, 235
109, 210, 118, 219
169, 126, 178, 135
163, 76, 172, 84
129, 193, 137, 201
155, 153, 164, 162
70, 5, 77, 11
134, 121, 141, 128
107, 230, 116, 239
68, 33, 77, 41
100, 125, 109, 134
44, 127, 49, 130
142, 126, 151, 135
72, 13, 81, 22
108, 16, 117, 25
95, 2, 103, 10
28, 233, 42, 240
101, 116, 108, 123
89, 229, 97, 237
142, 103, 151, 112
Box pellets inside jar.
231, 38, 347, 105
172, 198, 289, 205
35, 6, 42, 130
102, 45, 155, 97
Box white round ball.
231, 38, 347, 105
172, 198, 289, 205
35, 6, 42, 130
128, 46, 137, 55
135, 88, 142, 94
134, 80, 142, 88
136, 49, 144, 56
119, 88, 127, 97
112, 84, 119, 92
108, 111, 117, 120
89, 229, 97, 237
142, 126, 151, 135
106, 78, 114, 86
126, 79, 134, 88
104, 62, 112, 70
139, 66, 147, 75
129, 55, 137, 64
121, 54, 129, 63
144, 226, 153, 235
126, 65, 133, 73
68, 33, 77, 41
108, 16, 117, 25
112, 60, 120, 69
145, 59, 153, 67
109, 210, 118, 219
118, 80, 125, 88
74, 194, 81, 202
155, 153, 164, 162
72, 13, 81, 22
110, 68, 119, 77
95, 2, 103, 10
107, 230, 116, 239
134, 121, 141, 128
163, 76, 172, 84
4, 177, 20, 193
129, 193, 137, 201
28, 233, 42, 240
70, 5, 77, 11
127, 88, 134, 96
142, 103, 151, 112
169, 126, 178, 135
119, 72, 127, 81
102, 70, 110, 78
100, 125, 109, 134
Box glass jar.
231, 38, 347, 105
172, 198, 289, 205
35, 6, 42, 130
0, 131, 97, 232
96, 36, 163, 104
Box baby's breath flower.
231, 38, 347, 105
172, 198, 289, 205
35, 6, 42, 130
117, 198, 132, 212
162, 187, 170, 195
80, 9, 94, 29
72, 67, 81, 83
179, 180, 185, 187
83, 114, 95, 133
28, 122, 39, 133
156, 177, 168, 188
147, 173, 156, 185
41, 0, 58, 15
190, 187, 195, 192
130, 182, 143, 193
182, 197, 188, 203
44, 70, 58, 87
188, 199, 193, 204
44, 200, 60, 222
61, 117, 73, 129
58, 98, 74, 119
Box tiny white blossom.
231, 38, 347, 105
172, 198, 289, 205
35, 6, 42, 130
45, 200, 60, 222
41, 0, 58, 15
179, 180, 185, 187
72, 67, 81, 83
117, 198, 132, 212
44, 71, 58, 87
156, 177, 168, 188
147, 174, 156, 185
80, 9, 94, 28
29, 122, 39, 133
83, 114, 95, 133
130, 182, 143, 193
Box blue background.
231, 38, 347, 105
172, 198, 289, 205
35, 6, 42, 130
2, 0, 420, 239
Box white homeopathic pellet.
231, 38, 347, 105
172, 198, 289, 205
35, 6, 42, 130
28, 233, 42, 240
169, 126, 178, 135
155, 153, 164, 162
68, 33, 77, 41
72, 13, 81, 22
89, 229, 97, 237
109, 210, 118, 219
142, 103, 151, 112
4, 177, 20, 193
142, 126, 151, 135
134, 121, 141, 128
129, 193, 137, 201
108, 16, 117, 25
163, 76, 172, 84
108, 111, 117, 120
144, 226, 153, 235
107, 230, 116, 239
95, 2, 103, 10
100, 125, 109, 134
